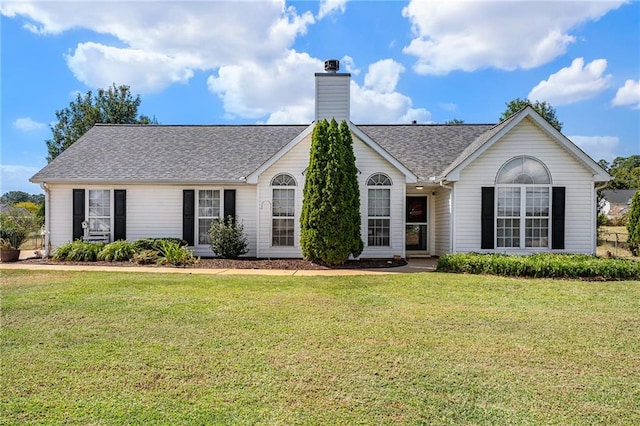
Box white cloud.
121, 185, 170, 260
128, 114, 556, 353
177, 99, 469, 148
13, 117, 46, 132
318, 0, 347, 19
569, 135, 620, 163
0, 165, 42, 195
528, 58, 611, 105
612, 80, 640, 109
401, 0, 625, 75
439, 102, 457, 112
207, 55, 430, 124
2, 1, 314, 93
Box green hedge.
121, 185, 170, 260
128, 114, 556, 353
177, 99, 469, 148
437, 253, 640, 280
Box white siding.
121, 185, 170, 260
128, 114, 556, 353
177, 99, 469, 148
453, 118, 597, 254
257, 132, 406, 258
315, 74, 350, 122
46, 184, 258, 257
434, 186, 452, 255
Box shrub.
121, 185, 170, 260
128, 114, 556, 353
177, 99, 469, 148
597, 213, 609, 227
0, 207, 40, 249
132, 249, 159, 265
437, 253, 640, 280
52, 240, 104, 261
156, 240, 198, 267
132, 238, 187, 252
300, 119, 363, 265
98, 240, 136, 261
208, 216, 248, 258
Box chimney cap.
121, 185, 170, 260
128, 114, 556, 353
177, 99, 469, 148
324, 59, 339, 73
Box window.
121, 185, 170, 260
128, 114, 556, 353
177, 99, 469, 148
367, 173, 391, 246
88, 189, 110, 233
198, 190, 220, 245
496, 157, 551, 248
272, 174, 296, 246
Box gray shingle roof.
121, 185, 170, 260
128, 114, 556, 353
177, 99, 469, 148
601, 189, 637, 205
31, 122, 499, 183
31, 124, 307, 183
359, 124, 494, 179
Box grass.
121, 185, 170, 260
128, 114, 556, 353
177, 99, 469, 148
2, 271, 639, 424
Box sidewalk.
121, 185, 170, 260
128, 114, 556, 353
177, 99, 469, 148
1, 251, 437, 276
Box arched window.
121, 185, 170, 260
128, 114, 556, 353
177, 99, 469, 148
367, 173, 392, 246
495, 157, 551, 248
496, 156, 551, 184
271, 173, 296, 246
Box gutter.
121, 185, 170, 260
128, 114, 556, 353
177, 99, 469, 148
40, 182, 51, 257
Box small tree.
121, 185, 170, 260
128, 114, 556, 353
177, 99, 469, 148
208, 216, 248, 258
627, 190, 640, 256
300, 119, 363, 265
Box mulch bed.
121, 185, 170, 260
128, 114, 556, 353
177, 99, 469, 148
18, 257, 407, 270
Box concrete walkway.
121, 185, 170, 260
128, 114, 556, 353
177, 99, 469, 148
1, 251, 437, 276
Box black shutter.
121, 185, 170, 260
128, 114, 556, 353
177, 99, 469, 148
114, 190, 126, 241
183, 190, 195, 246
72, 189, 85, 241
552, 187, 565, 250
224, 189, 236, 222
481, 187, 495, 249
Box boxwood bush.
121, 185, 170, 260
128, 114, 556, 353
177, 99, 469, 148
437, 253, 640, 280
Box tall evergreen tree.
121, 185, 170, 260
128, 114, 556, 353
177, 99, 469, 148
300, 119, 363, 264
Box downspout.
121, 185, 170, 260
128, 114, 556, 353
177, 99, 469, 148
40, 182, 51, 257
437, 179, 454, 254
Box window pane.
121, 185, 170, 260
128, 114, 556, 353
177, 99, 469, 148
525, 218, 549, 247
367, 173, 392, 186
273, 189, 295, 217
368, 218, 390, 246
272, 218, 294, 246
497, 187, 520, 217
198, 190, 220, 218
272, 174, 296, 186
89, 218, 110, 232
526, 187, 549, 217
88, 190, 110, 233
368, 189, 390, 217
497, 157, 550, 184
199, 218, 213, 245
497, 218, 520, 248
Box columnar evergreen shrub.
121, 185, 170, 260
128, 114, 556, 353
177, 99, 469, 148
627, 190, 640, 256
300, 119, 363, 265
208, 216, 248, 258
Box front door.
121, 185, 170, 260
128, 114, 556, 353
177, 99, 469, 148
406, 196, 428, 252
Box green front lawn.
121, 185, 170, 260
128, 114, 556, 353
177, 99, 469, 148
2, 271, 639, 424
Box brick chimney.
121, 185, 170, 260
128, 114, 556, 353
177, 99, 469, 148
315, 59, 351, 122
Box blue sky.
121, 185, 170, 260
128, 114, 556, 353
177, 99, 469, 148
1, 0, 639, 195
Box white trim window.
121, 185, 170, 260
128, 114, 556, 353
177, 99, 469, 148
367, 173, 392, 247
271, 174, 296, 247
198, 190, 220, 245
87, 189, 110, 233
496, 156, 551, 249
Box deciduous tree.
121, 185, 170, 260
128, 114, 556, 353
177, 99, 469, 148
46, 84, 156, 162
500, 98, 562, 131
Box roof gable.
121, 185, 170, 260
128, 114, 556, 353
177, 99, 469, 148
443, 106, 611, 182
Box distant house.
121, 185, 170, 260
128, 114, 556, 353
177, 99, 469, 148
600, 189, 638, 219
31, 60, 610, 258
